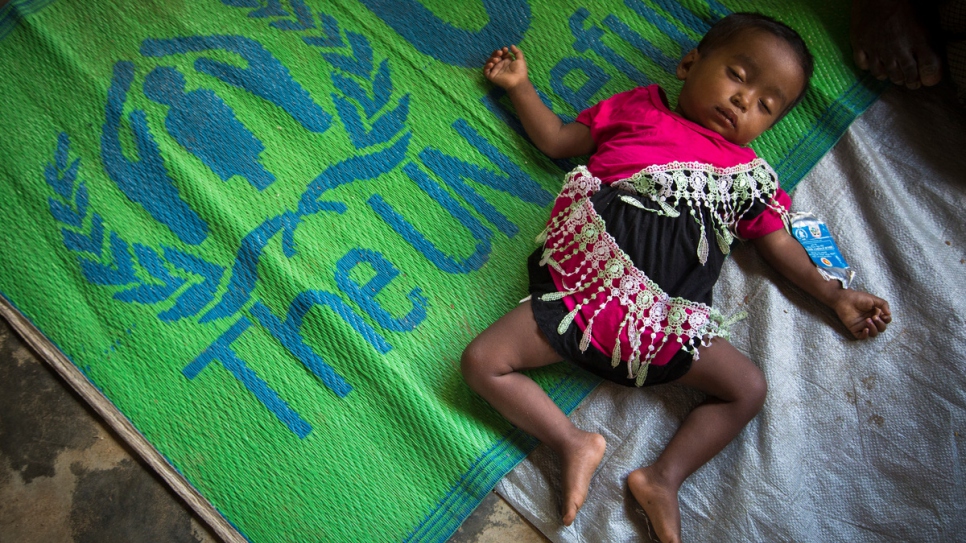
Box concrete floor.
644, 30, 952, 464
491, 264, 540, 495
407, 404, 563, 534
0, 315, 548, 543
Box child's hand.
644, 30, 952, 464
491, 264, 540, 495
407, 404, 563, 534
484, 45, 529, 91
831, 289, 892, 339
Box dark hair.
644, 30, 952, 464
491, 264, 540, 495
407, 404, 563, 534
697, 12, 814, 115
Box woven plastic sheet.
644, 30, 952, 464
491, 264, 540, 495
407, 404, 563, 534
497, 85, 966, 541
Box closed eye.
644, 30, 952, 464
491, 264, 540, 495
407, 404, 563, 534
728, 67, 742, 82
759, 100, 772, 115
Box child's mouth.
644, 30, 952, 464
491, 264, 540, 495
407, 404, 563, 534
715, 107, 736, 129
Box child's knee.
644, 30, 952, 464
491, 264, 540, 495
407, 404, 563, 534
459, 340, 487, 386
744, 366, 768, 413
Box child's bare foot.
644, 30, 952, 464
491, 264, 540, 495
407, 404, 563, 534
628, 466, 681, 543
558, 431, 606, 525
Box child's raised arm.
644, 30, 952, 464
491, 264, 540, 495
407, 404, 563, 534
751, 229, 891, 339
484, 45, 595, 159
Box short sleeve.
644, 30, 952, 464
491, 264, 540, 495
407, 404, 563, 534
575, 88, 642, 129
576, 99, 603, 127
735, 187, 791, 239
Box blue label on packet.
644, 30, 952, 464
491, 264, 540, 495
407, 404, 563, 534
789, 211, 855, 289
792, 221, 848, 268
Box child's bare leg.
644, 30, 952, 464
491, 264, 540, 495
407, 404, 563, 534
627, 338, 767, 543
461, 300, 606, 525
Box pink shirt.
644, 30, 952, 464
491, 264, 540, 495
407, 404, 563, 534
578, 85, 758, 180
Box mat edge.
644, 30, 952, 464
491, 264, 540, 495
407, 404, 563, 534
0, 293, 247, 543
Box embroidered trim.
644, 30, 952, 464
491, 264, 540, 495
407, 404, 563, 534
537, 166, 752, 386
611, 159, 786, 264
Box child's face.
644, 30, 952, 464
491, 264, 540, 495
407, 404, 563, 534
675, 29, 806, 146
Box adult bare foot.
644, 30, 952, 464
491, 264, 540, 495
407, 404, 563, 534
850, 0, 943, 89
628, 467, 682, 543
558, 431, 606, 525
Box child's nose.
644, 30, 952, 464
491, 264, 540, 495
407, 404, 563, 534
731, 93, 748, 112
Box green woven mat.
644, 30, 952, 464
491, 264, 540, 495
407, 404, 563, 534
0, 0, 881, 541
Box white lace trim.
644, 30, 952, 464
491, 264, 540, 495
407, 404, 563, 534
611, 159, 787, 265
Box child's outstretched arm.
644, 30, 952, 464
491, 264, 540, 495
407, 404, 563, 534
752, 229, 891, 339
484, 45, 595, 159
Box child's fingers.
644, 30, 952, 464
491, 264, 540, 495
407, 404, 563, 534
875, 298, 891, 314
484, 54, 507, 73
879, 306, 892, 323
484, 49, 505, 66
857, 315, 888, 339
868, 318, 882, 336
861, 319, 876, 338
873, 301, 892, 325
872, 314, 888, 333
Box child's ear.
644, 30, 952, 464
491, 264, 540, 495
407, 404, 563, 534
676, 49, 700, 80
